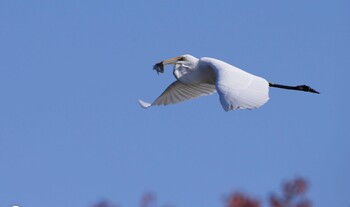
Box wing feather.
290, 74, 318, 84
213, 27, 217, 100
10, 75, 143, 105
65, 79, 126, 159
201, 57, 269, 111
139, 81, 216, 108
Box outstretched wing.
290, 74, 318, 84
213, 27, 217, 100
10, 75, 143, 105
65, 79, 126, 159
201, 57, 269, 111
139, 81, 216, 108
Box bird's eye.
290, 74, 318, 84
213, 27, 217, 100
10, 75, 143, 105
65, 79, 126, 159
178, 57, 185, 61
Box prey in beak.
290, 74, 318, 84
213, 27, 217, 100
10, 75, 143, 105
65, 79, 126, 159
153, 56, 183, 74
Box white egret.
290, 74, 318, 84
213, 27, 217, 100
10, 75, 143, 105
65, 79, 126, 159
139, 54, 319, 111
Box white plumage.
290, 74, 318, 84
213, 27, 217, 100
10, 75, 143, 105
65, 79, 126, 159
139, 54, 269, 111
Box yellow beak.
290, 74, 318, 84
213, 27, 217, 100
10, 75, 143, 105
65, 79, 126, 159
161, 56, 183, 65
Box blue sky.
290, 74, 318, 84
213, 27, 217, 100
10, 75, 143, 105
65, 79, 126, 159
0, 0, 349, 207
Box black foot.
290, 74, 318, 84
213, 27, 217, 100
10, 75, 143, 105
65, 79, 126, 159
296, 85, 320, 94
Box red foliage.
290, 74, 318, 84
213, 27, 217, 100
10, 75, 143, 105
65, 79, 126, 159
92, 200, 119, 207
140, 192, 156, 207
269, 177, 311, 207
226, 178, 311, 207
283, 178, 307, 199
227, 192, 261, 207
91, 177, 312, 207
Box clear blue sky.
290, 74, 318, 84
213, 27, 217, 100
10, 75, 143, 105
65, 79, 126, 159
1, 1, 349, 207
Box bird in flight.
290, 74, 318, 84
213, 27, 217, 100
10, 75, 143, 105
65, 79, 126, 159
139, 54, 319, 111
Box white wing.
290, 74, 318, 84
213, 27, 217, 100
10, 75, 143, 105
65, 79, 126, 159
201, 57, 269, 111
139, 81, 216, 108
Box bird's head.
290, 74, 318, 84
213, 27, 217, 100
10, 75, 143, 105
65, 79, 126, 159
153, 54, 199, 74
